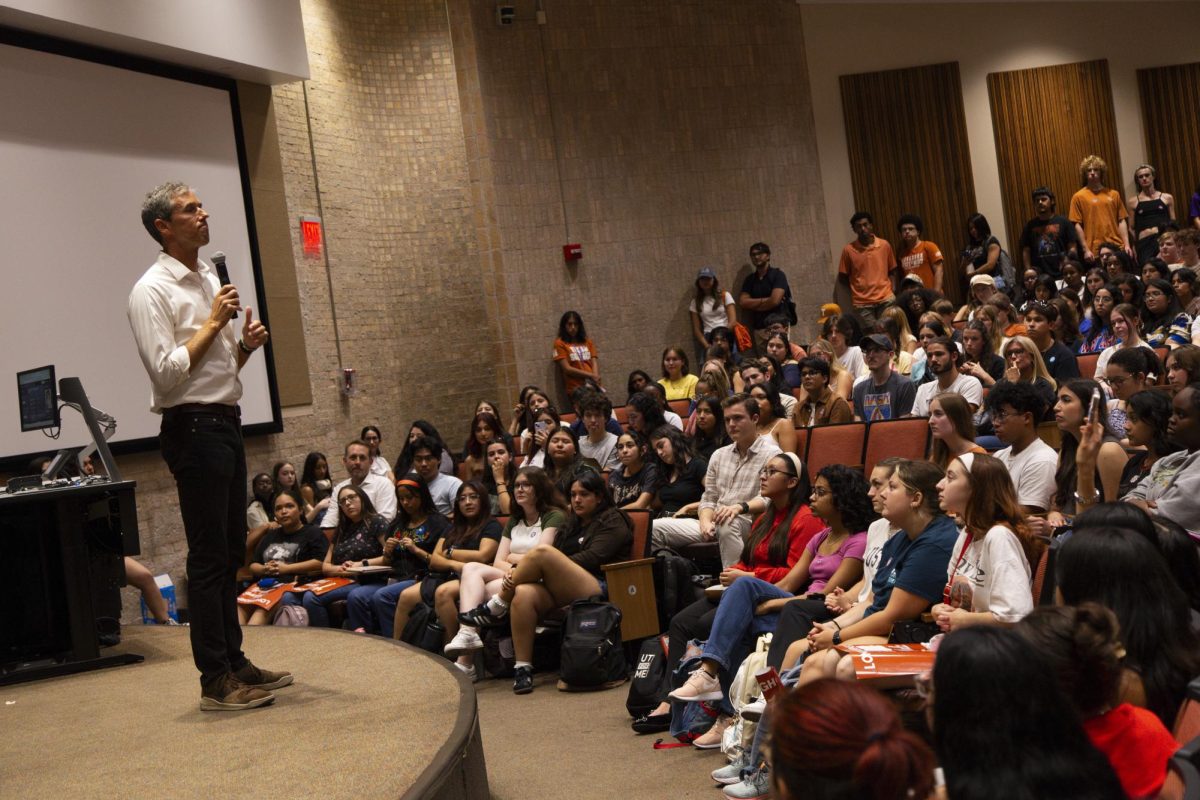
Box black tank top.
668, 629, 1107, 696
1134, 196, 1171, 235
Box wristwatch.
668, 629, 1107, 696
739, 501, 750, 514
832, 630, 842, 646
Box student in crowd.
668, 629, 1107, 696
752, 356, 798, 421
999, 335, 1058, 416
689, 266, 738, 365
407, 435, 463, 517
894, 285, 938, 337
895, 213, 945, 293
838, 212, 899, 330
482, 438, 516, 515
239, 490, 327, 625
1071, 154, 1133, 264
880, 305, 918, 354
985, 293, 1026, 342
651, 394, 782, 567
910, 315, 954, 386
973, 304, 1004, 356
462, 470, 631, 694
357, 475, 450, 637
1173, 267, 1200, 318
658, 346, 698, 401
1021, 187, 1081, 279
1047, 380, 1127, 527
625, 390, 669, 436
553, 309, 601, 396
395, 420, 455, 477
960, 213, 1010, 292
460, 412, 507, 481
931, 626, 1126, 800
1102, 348, 1156, 439
445, 467, 564, 676
472, 399, 504, 429
647, 425, 707, 519
959, 319, 1005, 389
822, 313, 868, 379
852, 333, 916, 421
749, 382, 797, 454
911, 337, 983, 417
986, 381, 1058, 514
1142, 257, 1172, 286
541, 426, 595, 504
955, 274, 995, 325
1112, 271, 1144, 309
927, 393, 985, 470
323, 440, 398, 530
1125, 382, 1200, 533
795, 356, 853, 427
1093, 302, 1154, 380
804, 338, 855, 401
521, 405, 562, 469
1080, 266, 1107, 313
1166, 346, 1200, 395
1142, 278, 1191, 349
303, 484, 388, 629
688, 394, 730, 460
1051, 294, 1083, 353
1128, 163, 1176, 263
1022, 301, 1080, 384
876, 312, 914, 376
271, 461, 321, 524
507, 385, 542, 438
389, 481, 502, 649
1017, 603, 1177, 799
1031, 273, 1057, 305
576, 391, 620, 471
607, 430, 657, 510
1057, 524, 1200, 726
1080, 283, 1119, 354
1117, 390, 1177, 498
247, 472, 273, 529
359, 426, 395, 483
765, 332, 802, 388
300, 451, 333, 516
740, 242, 794, 354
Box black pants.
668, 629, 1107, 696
660, 596, 720, 700
160, 410, 249, 687
766, 597, 834, 669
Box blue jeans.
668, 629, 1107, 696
301, 583, 356, 628
365, 579, 416, 637
343, 582, 396, 633
701, 578, 793, 709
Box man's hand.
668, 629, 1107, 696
210, 284, 240, 327
712, 504, 742, 526
699, 519, 716, 541
242, 308, 269, 349
807, 621, 837, 651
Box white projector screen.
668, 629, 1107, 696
0, 33, 281, 470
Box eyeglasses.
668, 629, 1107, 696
760, 467, 796, 479
460, 493, 482, 502
811, 486, 832, 497
1106, 375, 1130, 387
513, 481, 533, 490
338, 495, 360, 506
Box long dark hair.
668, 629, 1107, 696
514, 466, 565, 518
749, 381, 786, 422
626, 369, 653, 398
300, 451, 329, 492
1056, 525, 1200, 726
394, 420, 448, 476
393, 473, 436, 528
648, 424, 694, 484
333, 484, 379, 542
523, 406, 562, 464
626, 392, 667, 433
1054, 379, 1119, 509
443, 479, 494, 548
690, 395, 730, 451
816, 464, 878, 533
932, 626, 1125, 800
694, 271, 721, 309
966, 212, 992, 244
250, 472, 273, 511
741, 454, 813, 566
480, 438, 516, 496
1142, 277, 1185, 335
961, 319, 995, 364
463, 412, 506, 459
557, 310, 587, 343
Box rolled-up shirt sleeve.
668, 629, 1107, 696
128, 281, 191, 394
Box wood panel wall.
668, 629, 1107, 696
840, 62, 976, 306
1137, 62, 1200, 226
987, 60, 1123, 262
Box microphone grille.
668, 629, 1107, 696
212, 251, 226, 264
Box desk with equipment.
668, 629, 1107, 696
1, 370, 142, 685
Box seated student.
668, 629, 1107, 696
1056, 525, 1200, 726
881, 304, 919, 353
1045, 380, 1127, 529
273, 460, 318, 523
1113, 271, 1144, 308
239, 490, 327, 625
408, 436, 463, 517
1166, 346, 1200, 396
395, 420, 456, 477
765, 332, 802, 389
795, 356, 853, 427
658, 346, 699, 401
1023, 301, 1081, 384
461, 470, 631, 694
1125, 381, 1200, 533
910, 314, 955, 386
647, 425, 707, 519
567, 385, 623, 440
1175, 266, 1200, 318
300, 451, 334, 520
876, 312, 914, 376
852, 333, 917, 421
931, 627, 1126, 800
1016, 604, 1178, 800
482, 438, 516, 515
1102, 347, 1156, 439
508, 385, 545, 439
762, 311, 808, 360
956, 273, 996, 324
624, 391, 669, 437
359, 426, 396, 484
822, 313, 868, 379
1051, 293, 1084, 353
390, 481, 502, 648
1142, 278, 1192, 349
704, 340, 743, 393
959, 319, 1005, 389
911, 337, 983, 417
521, 405, 563, 469
356, 475, 450, 637
460, 412, 507, 481
985, 292, 1026, 343
749, 381, 797, 454
302, 485, 388, 629
793, 461, 956, 684
1117, 390, 1178, 499
805, 338, 855, 402
928, 392, 985, 470
575, 391, 620, 470
998, 335, 1057, 417
247, 472, 273, 530
445, 467, 563, 673
607, 430, 657, 510
1093, 302, 1154, 380
987, 381, 1058, 514
641, 382, 686, 429
1080, 283, 1120, 355
626, 369, 652, 399
688, 394, 731, 460
753, 356, 799, 420
632, 454, 833, 735
541, 425, 597, 504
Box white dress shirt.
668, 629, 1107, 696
127, 252, 240, 413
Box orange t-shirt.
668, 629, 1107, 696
553, 337, 597, 395
1069, 187, 1128, 254
898, 240, 943, 289
838, 238, 897, 305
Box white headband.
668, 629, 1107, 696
779, 452, 804, 478
957, 453, 976, 473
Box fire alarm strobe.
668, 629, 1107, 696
563, 243, 582, 261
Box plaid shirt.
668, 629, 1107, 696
700, 434, 782, 511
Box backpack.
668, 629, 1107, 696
274, 604, 309, 627
668, 647, 720, 742
481, 627, 516, 678
558, 596, 626, 689
399, 602, 445, 654
626, 634, 669, 718
653, 548, 703, 630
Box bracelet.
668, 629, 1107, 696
362, 559, 369, 567
832, 620, 841, 631
237, 338, 256, 355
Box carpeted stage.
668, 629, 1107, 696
0, 626, 488, 799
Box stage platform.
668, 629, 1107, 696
0, 626, 488, 799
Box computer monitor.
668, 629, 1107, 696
17, 365, 59, 432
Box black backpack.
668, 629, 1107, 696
559, 596, 626, 688
626, 634, 669, 717
399, 602, 445, 655
653, 548, 703, 630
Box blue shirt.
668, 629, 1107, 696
865, 514, 959, 617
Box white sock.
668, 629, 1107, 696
514, 660, 532, 670
486, 595, 509, 613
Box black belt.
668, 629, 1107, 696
163, 403, 241, 419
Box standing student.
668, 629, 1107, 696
1070, 154, 1134, 263
553, 310, 600, 397
837, 212, 899, 329
895, 213, 944, 293
739, 242, 794, 354
689, 266, 738, 364
960, 213, 1012, 293
128, 181, 287, 711
1128, 163, 1175, 265
1020, 185, 1079, 279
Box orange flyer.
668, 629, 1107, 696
237, 583, 291, 609
289, 577, 354, 595
834, 643, 936, 689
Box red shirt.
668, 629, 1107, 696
730, 505, 825, 584
1083, 703, 1177, 799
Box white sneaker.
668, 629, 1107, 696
444, 627, 483, 658
740, 697, 766, 722
711, 756, 746, 785
668, 667, 723, 702
453, 661, 477, 682
723, 770, 770, 799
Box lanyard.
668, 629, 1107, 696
942, 531, 974, 604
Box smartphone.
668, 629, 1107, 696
535, 420, 549, 434
1088, 393, 1101, 425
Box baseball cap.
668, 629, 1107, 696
901, 273, 925, 287
860, 333, 895, 352
970, 274, 996, 288
696, 267, 717, 280
817, 302, 842, 326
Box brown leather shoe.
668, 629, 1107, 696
199, 674, 275, 711
233, 662, 294, 690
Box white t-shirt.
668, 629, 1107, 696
859, 519, 901, 603
504, 509, 566, 556
369, 455, 391, 477
945, 524, 1033, 623
1094, 341, 1155, 379
580, 431, 621, 470
779, 392, 797, 421
993, 438, 1058, 512
839, 346, 868, 379
912, 372, 983, 417
665, 410, 684, 430
689, 292, 736, 335
426, 472, 463, 517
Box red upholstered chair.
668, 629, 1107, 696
1076, 352, 1100, 380
792, 426, 809, 462
1174, 677, 1200, 746
668, 399, 690, 418
862, 418, 930, 475
805, 421, 866, 474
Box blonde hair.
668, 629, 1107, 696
1079, 154, 1108, 184
881, 305, 915, 344
1003, 335, 1057, 392
974, 305, 1003, 354
699, 365, 730, 399
806, 338, 849, 381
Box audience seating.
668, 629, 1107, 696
1076, 352, 1100, 380
1162, 755, 1200, 800
614, 405, 629, 427
600, 509, 658, 640
668, 399, 690, 418
1174, 677, 1200, 745
806, 421, 866, 474
792, 427, 809, 463
862, 418, 930, 475
1036, 421, 1061, 451
560, 411, 577, 425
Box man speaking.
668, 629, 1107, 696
128, 182, 289, 711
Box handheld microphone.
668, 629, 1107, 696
210, 251, 238, 319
